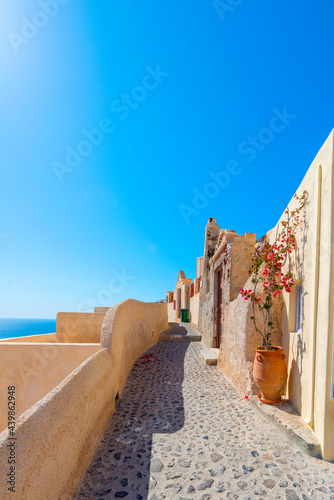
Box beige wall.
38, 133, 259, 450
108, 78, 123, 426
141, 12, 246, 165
219, 273, 283, 396
56, 312, 105, 343
190, 293, 199, 325
94, 307, 111, 314
215, 130, 334, 460
168, 293, 199, 325
269, 129, 334, 460
0, 299, 168, 499
101, 300, 168, 395
168, 299, 178, 323
0, 349, 115, 500
0, 333, 56, 343
230, 234, 256, 301
0, 343, 100, 432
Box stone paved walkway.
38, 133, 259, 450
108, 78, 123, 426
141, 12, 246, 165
73, 341, 334, 500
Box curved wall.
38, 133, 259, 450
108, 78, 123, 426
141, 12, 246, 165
0, 343, 100, 432
0, 300, 168, 499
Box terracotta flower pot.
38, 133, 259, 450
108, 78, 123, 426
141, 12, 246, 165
253, 346, 287, 404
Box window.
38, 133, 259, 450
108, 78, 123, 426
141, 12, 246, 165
295, 283, 302, 332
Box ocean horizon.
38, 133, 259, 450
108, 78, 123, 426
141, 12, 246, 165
0, 318, 56, 340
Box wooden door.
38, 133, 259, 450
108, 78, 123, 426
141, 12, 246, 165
216, 268, 223, 347
177, 289, 181, 319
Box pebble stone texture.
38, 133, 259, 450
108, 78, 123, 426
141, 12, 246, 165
73, 341, 334, 500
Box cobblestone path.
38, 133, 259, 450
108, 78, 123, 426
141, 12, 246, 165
159, 323, 202, 341
74, 341, 334, 500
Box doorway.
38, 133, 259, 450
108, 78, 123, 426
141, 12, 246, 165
214, 268, 223, 348
177, 288, 181, 319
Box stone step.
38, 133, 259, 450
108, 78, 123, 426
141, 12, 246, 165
199, 346, 219, 365
160, 323, 202, 342
249, 395, 322, 459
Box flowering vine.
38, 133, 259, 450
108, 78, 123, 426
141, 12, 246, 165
240, 190, 307, 350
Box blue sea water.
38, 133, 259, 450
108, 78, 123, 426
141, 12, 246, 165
0, 318, 56, 340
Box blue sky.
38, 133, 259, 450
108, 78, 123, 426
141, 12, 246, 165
0, 1, 333, 318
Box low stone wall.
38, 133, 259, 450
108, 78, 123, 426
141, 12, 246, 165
101, 300, 168, 395
0, 333, 56, 343
0, 300, 168, 499
56, 312, 105, 343
0, 343, 100, 432
94, 307, 111, 314
265, 130, 334, 460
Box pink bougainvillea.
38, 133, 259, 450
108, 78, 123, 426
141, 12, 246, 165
240, 191, 306, 350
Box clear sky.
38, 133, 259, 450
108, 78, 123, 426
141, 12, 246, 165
0, 1, 333, 318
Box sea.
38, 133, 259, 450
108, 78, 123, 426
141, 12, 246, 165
0, 318, 57, 340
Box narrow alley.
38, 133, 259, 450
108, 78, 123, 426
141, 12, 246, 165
74, 341, 334, 500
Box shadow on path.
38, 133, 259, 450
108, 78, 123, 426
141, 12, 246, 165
74, 341, 189, 500
164, 323, 192, 336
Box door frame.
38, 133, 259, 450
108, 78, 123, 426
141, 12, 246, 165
213, 266, 223, 348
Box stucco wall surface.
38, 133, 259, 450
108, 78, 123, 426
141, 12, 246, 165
0, 343, 100, 432
190, 293, 199, 325
168, 300, 177, 323
267, 129, 334, 460
56, 312, 105, 343
199, 282, 214, 348
94, 307, 111, 314
0, 349, 114, 500
0, 299, 168, 499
